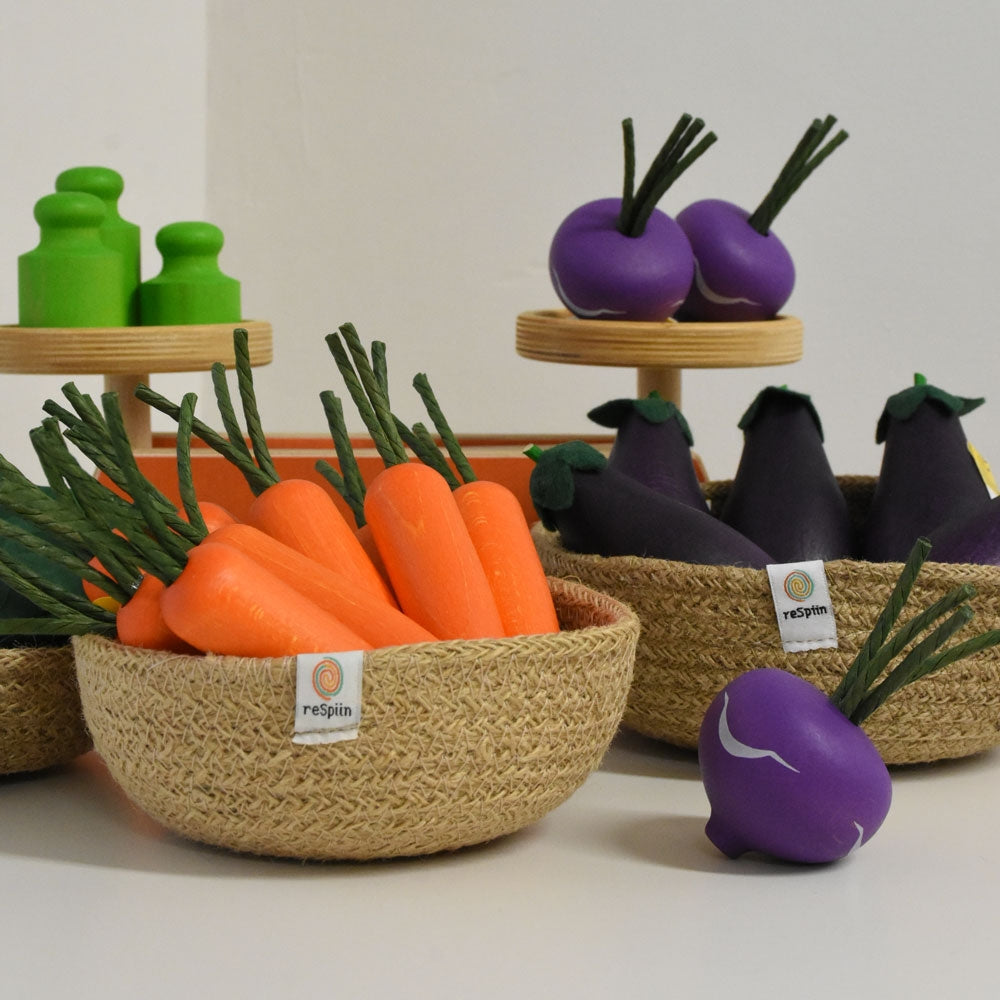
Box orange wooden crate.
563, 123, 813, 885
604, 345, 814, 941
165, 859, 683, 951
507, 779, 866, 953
127, 433, 615, 525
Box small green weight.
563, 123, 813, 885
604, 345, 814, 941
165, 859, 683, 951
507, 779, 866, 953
55, 166, 141, 324
18, 191, 128, 328
139, 221, 241, 325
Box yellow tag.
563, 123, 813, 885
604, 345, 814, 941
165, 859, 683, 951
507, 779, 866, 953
968, 441, 999, 498
93, 595, 121, 613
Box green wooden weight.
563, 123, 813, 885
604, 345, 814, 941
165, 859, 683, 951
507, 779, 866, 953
139, 221, 241, 326
18, 191, 128, 328
55, 166, 141, 324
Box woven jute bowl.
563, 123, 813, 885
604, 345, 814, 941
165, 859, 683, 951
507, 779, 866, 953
73, 577, 639, 861
1, 645, 91, 774
532, 476, 1000, 766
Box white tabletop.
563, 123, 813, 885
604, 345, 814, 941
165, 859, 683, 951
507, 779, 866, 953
2, 729, 997, 1000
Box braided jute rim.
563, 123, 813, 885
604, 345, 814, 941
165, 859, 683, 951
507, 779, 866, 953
1, 645, 91, 774
532, 476, 1000, 766
73, 576, 639, 861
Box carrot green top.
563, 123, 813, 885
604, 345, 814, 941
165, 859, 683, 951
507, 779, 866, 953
875, 373, 984, 443
737, 385, 824, 440
587, 391, 694, 445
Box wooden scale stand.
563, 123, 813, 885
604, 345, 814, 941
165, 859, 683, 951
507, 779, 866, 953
515, 309, 803, 408
0, 320, 273, 449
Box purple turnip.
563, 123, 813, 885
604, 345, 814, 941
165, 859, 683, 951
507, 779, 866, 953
676, 115, 848, 322
700, 668, 892, 863
549, 115, 716, 322
699, 538, 1000, 864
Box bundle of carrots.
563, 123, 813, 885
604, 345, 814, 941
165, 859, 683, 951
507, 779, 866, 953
0, 325, 560, 657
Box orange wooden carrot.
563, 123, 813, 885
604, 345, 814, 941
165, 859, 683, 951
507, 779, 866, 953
246, 478, 398, 607
191, 500, 239, 532
202, 522, 437, 647
453, 479, 560, 636
363, 462, 505, 640
160, 542, 373, 657
116, 573, 199, 653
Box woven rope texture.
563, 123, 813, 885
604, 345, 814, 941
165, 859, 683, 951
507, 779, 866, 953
74, 577, 638, 860
533, 477, 1000, 765
1, 646, 91, 774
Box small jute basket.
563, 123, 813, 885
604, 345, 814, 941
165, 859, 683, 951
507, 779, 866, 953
1, 646, 91, 774
73, 577, 639, 861
532, 477, 1000, 766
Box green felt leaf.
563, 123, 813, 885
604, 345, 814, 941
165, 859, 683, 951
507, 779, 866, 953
528, 441, 607, 531
587, 392, 694, 444
875, 374, 985, 443
737, 385, 824, 440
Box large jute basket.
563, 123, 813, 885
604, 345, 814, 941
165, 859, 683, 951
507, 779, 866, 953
74, 577, 639, 861
532, 477, 1000, 766
1, 646, 91, 774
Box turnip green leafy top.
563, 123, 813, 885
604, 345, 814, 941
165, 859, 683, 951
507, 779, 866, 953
829, 536, 1000, 724
746, 115, 849, 235
617, 115, 717, 238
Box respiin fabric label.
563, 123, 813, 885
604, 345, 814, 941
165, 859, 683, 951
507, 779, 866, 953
766, 560, 838, 653
293, 650, 365, 744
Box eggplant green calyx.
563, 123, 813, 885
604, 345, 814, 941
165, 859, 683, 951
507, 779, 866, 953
617, 115, 717, 239
875, 374, 985, 443
526, 441, 607, 531
746, 114, 849, 236
737, 385, 824, 440
587, 391, 694, 444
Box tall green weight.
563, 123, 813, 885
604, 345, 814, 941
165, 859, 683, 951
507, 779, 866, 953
55, 166, 141, 324
18, 191, 128, 328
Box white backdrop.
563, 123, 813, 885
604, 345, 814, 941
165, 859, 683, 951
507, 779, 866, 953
4, 1, 1000, 486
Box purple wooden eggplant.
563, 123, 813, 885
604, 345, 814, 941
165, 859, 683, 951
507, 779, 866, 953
925, 494, 1000, 566
699, 538, 1000, 864
862, 374, 988, 562
549, 115, 716, 322
675, 115, 847, 323
528, 440, 772, 568
587, 392, 708, 510
699, 668, 892, 863
719, 386, 855, 561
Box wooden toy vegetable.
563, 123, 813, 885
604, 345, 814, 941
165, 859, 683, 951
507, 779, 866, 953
861, 374, 988, 562
161, 542, 373, 656
586, 391, 708, 510
548, 114, 716, 321
320, 323, 559, 638
528, 440, 772, 567
364, 461, 506, 641
202, 523, 438, 647
675, 115, 848, 322
699, 538, 1000, 863
719, 385, 855, 561
924, 495, 1000, 566
135, 330, 397, 607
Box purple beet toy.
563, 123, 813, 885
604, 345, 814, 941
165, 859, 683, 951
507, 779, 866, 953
699, 537, 1000, 864
676, 115, 848, 322
549, 115, 716, 322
